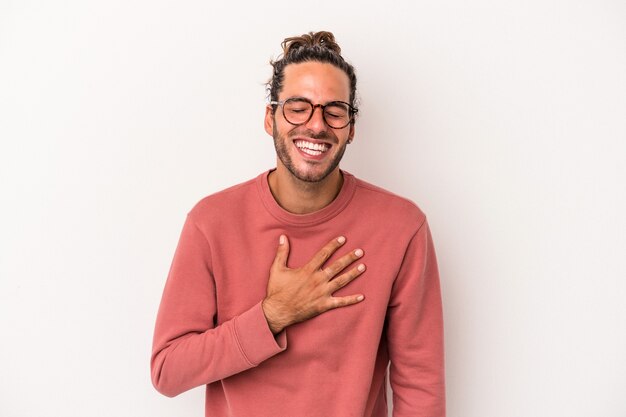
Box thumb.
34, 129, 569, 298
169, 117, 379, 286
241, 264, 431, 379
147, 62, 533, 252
272, 234, 290, 269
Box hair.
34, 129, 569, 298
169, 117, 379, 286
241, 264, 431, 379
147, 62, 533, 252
267, 31, 358, 112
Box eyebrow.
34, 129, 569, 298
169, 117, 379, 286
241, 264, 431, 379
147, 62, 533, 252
285, 96, 350, 105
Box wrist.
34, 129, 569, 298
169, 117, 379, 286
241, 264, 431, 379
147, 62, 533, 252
262, 298, 289, 334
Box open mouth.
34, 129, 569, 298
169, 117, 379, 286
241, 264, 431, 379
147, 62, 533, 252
293, 139, 331, 156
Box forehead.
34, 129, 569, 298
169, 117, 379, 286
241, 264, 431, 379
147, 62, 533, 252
280, 61, 350, 102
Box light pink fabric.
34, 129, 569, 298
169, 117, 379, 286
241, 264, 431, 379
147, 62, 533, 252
151, 170, 445, 417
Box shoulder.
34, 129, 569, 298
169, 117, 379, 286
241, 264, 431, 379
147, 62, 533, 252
351, 174, 427, 231
187, 174, 259, 225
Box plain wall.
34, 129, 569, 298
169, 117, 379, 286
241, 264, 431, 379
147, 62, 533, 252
1, 1, 625, 416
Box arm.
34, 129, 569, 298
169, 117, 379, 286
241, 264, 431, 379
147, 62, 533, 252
150, 215, 286, 397
387, 219, 446, 417
151, 217, 366, 397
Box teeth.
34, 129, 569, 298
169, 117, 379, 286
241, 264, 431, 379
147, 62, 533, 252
294, 140, 329, 153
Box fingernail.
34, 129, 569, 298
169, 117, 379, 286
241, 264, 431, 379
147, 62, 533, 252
279, 235, 285, 245
337, 236, 346, 244
356, 295, 364, 301
358, 264, 365, 272
355, 249, 363, 257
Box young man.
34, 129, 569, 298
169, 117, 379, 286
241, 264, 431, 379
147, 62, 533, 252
151, 31, 445, 417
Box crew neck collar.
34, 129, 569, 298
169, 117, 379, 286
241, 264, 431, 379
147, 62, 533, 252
256, 169, 357, 226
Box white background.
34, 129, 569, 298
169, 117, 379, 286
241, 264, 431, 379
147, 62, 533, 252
1, 1, 625, 416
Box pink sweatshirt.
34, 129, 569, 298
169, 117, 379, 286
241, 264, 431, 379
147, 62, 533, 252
151, 170, 445, 417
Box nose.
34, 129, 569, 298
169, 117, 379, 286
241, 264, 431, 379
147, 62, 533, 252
305, 105, 327, 132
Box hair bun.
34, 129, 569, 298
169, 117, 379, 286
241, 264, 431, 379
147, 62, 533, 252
281, 31, 342, 57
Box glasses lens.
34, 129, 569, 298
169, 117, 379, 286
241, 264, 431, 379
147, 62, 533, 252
323, 102, 350, 128
283, 99, 313, 125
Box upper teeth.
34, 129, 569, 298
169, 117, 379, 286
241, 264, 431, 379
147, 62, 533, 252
294, 140, 329, 152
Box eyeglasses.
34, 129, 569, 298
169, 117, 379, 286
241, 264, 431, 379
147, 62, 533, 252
270, 97, 358, 129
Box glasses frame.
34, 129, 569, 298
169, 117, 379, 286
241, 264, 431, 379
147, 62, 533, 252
270, 97, 358, 129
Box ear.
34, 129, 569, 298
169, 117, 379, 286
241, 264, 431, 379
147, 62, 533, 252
347, 122, 355, 143
264, 105, 275, 136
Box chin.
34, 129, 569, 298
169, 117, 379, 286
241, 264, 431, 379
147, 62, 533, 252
288, 159, 342, 183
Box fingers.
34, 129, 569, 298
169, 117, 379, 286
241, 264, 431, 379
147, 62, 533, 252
271, 234, 290, 270
327, 294, 365, 310
323, 248, 364, 279
330, 263, 366, 291
307, 236, 347, 270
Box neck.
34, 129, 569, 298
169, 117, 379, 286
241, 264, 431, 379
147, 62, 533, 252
268, 165, 343, 215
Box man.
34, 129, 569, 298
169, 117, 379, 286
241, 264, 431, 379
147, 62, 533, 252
151, 31, 445, 417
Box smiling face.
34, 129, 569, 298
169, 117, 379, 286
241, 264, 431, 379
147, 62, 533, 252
265, 61, 355, 183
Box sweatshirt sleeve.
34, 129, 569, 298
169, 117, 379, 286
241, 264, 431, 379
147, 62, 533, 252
150, 214, 287, 397
387, 219, 446, 417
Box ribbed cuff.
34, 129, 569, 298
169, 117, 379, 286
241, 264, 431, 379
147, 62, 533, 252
233, 301, 287, 366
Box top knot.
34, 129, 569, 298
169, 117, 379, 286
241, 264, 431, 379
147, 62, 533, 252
281, 31, 342, 57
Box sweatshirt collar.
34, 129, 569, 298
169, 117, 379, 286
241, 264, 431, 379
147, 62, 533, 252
256, 169, 356, 226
